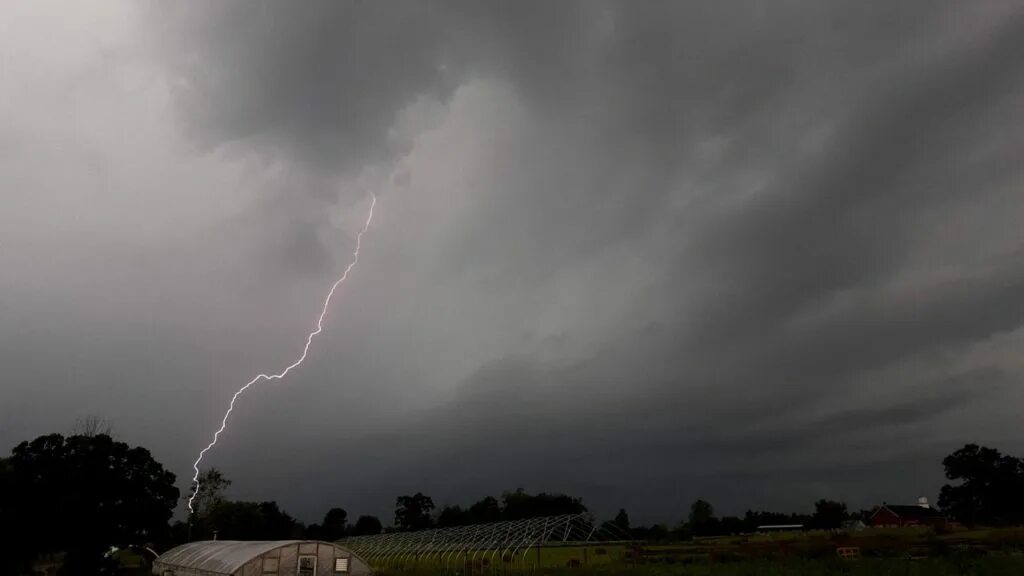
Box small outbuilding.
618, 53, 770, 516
153, 540, 371, 576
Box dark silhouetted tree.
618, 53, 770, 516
688, 499, 716, 536
718, 516, 745, 535
437, 505, 472, 527
188, 468, 232, 518
500, 488, 586, 520
0, 433, 178, 575
320, 507, 348, 540
938, 444, 1024, 525
395, 493, 435, 531
70, 415, 113, 438
202, 500, 302, 540
181, 469, 302, 541
305, 523, 323, 540
199, 498, 301, 537
632, 523, 671, 542
613, 508, 630, 532
812, 499, 848, 530
852, 509, 875, 524
0, 455, 18, 573
468, 496, 502, 523
351, 515, 383, 536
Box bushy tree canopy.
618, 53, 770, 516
0, 433, 178, 574
395, 492, 435, 531
811, 499, 848, 530
320, 507, 349, 540
939, 444, 1024, 525
351, 515, 383, 536
501, 488, 586, 520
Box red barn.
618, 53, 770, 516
870, 498, 947, 528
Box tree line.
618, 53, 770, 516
623, 444, 1024, 540
183, 467, 385, 542
394, 488, 587, 531
186, 482, 588, 540
627, 498, 862, 541
3, 423, 1024, 574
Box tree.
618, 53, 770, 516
181, 469, 304, 541
500, 489, 586, 520
938, 444, 1024, 525
743, 510, 811, 533
688, 499, 716, 536
305, 523, 323, 540
0, 433, 178, 574
689, 499, 714, 525
321, 507, 348, 540
0, 456, 18, 574
70, 415, 113, 438
437, 505, 471, 527
632, 523, 671, 542
202, 500, 302, 540
613, 508, 630, 532
351, 515, 383, 536
395, 493, 435, 531
188, 467, 232, 518
599, 508, 632, 539
468, 496, 502, 523
811, 499, 848, 530
718, 516, 745, 535
852, 509, 875, 524
167, 521, 191, 548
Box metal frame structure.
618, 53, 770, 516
339, 513, 632, 573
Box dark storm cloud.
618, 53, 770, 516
4, 0, 1024, 526
149, 2, 465, 174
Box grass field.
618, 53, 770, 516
525, 555, 1024, 576
376, 555, 1024, 576
368, 526, 1024, 576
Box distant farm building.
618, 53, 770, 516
153, 540, 371, 576
870, 498, 947, 528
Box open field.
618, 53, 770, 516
366, 527, 1024, 576
376, 555, 1024, 576
634, 527, 1024, 563
528, 555, 1024, 576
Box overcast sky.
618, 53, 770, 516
3, 1, 1024, 525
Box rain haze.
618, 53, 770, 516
2, 1, 1024, 526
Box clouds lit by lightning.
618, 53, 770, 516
187, 194, 377, 513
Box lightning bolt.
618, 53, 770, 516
187, 193, 377, 513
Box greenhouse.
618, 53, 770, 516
339, 513, 632, 573
153, 540, 371, 576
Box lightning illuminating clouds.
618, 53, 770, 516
3, 1, 1024, 525
187, 194, 377, 513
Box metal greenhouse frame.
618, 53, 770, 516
339, 513, 633, 573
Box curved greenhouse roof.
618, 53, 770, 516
154, 540, 370, 576
339, 513, 632, 571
